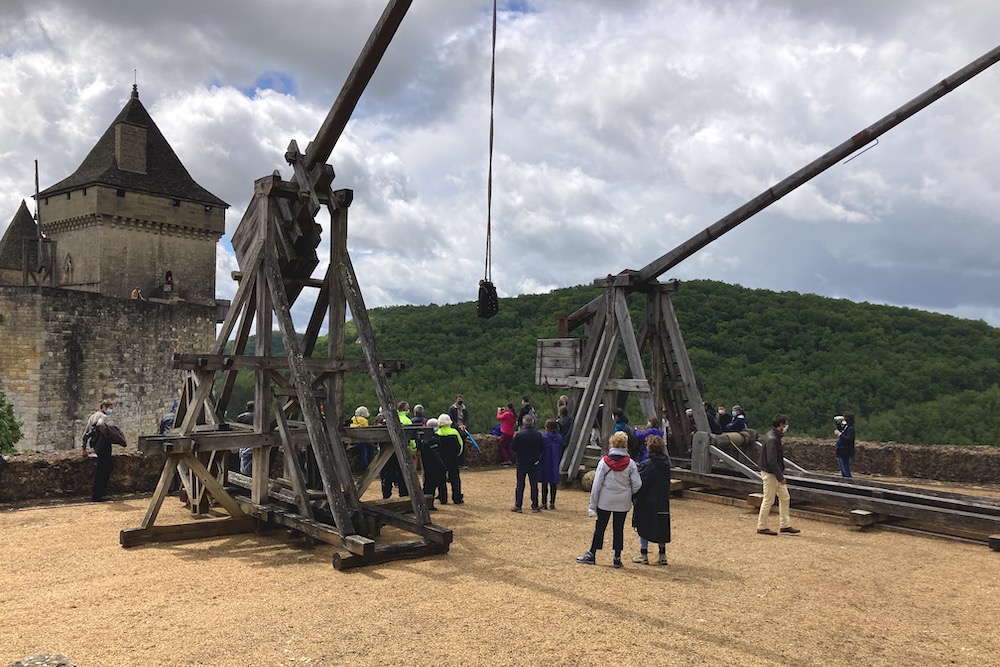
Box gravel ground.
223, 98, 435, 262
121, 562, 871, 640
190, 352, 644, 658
2, 467, 999, 667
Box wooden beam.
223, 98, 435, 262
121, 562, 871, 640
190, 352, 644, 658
172, 354, 410, 374
120, 517, 258, 548
338, 252, 431, 526
332, 539, 448, 571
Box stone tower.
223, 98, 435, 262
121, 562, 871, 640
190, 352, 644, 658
0, 86, 229, 452
33, 85, 228, 303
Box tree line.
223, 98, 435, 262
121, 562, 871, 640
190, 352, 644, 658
223, 280, 1000, 447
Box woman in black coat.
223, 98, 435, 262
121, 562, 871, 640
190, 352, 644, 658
630, 435, 672, 565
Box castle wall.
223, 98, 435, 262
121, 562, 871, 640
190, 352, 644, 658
0, 286, 217, 452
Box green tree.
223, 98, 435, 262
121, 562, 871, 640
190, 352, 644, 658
0, 389, 23, 453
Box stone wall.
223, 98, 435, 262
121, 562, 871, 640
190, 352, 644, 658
0, 286, 218, 452
4, 434, 1000, 506
784, 438, 1000, 484
0, 451, 165, 503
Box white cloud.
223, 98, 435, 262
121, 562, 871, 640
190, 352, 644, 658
2, 0, 1000, 330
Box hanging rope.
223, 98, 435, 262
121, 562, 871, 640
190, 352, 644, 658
477, 0, 500, 319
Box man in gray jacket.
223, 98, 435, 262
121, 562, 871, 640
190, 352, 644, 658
756, 414, 801, 535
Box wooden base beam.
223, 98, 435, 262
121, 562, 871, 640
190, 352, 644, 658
120, 516, 259, 548
332, 539, 449, 571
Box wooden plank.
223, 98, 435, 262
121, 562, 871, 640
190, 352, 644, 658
139, 456, 179, 529
304, 0, 415, 170
553, 376, 652, 392
613, 289, 656, 420
255, 505, 373, 556
674, 470, 1000, 536
989, 535, 1000, 552
362, 504, 453, 545
172, 354, 409, 374
326, 189, 351, 427
332, 539, 448, 571
271, 389, 314, 519
264, 242, 359, 534
120, 516, 258, 548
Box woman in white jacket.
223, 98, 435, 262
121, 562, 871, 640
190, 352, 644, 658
576, 431, 643, 568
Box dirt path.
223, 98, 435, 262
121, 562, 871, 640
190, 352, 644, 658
2, 468, 998, 666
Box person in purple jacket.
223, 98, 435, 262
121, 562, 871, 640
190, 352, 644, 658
538, 419, 564, 509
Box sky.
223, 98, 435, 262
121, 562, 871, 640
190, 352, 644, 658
2, 0, 999, 330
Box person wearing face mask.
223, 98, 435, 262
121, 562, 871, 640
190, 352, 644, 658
723, 405, 749, 432
82, 398, 126, 502
756, 414, 800, 536
448, 394, 470, 470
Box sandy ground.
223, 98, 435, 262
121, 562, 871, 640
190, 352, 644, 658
2, 467, 999, 667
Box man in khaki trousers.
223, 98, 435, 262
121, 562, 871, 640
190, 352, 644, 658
756, 414, 801, 536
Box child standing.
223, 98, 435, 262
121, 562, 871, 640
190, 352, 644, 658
630, 435, 672, 565
539, 419, 563, 509
576, 431, 642, 568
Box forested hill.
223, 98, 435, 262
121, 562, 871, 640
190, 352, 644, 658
235, 280, 1000, 446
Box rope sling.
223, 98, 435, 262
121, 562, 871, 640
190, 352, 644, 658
477, 0, 500, 319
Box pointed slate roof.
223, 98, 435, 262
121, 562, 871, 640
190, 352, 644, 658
0, 200, 39, 270
36, 85, 228, 208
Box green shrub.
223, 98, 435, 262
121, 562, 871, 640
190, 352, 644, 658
0, 389, 23, 454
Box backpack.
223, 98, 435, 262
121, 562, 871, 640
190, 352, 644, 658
624, 424, 641, 459
528, 406, 538, 425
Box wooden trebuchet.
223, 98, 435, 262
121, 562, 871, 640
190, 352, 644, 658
123, 0, 454, 568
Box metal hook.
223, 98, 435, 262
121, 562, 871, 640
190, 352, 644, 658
843, 138, 879, 164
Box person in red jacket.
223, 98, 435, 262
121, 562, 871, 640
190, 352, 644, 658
496, 402, 517, 465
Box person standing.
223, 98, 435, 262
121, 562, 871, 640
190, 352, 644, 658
418, 418, 446, 510
834, 412, 856, 478
630, 435, 672, 565
510, 414, 545, 512
756, 414, 801, 535
448, 395, 470, 470
159, 402, 177, 435
496, 403, 517, 465
380, 403, 412, 499
350, 406, 373, 471
635, 416, 664, 463
235, 401, 255, 475
517, 396, 535, 429
538, 419, 563, 509
556, 405, 574, 443
576, 431, 642, 568
436, 413, 465, 504
82, 399, 125, 502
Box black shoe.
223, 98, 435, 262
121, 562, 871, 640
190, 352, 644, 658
453, 499, 465, 505
757, 528, 777, 536
428, 505, 438, 511
576, 552, 596, 565
613, 557, 623, 569
780, 526, 801, 534
511, 506, 522, 513
438, 499, 447, 504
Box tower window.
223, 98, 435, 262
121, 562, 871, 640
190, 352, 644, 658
116, 189, 126, 197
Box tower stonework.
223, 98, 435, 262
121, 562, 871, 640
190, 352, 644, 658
0, 86, 229, 452
35, 85, 227, 303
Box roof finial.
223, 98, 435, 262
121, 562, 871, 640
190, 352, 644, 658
132, 69, 138, 99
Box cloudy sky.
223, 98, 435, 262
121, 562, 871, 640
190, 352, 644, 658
2, 0, 999, 330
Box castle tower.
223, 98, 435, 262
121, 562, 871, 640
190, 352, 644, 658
34, 85, 228, 303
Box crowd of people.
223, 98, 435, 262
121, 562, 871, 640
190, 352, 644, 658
76, 394, 861, 564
